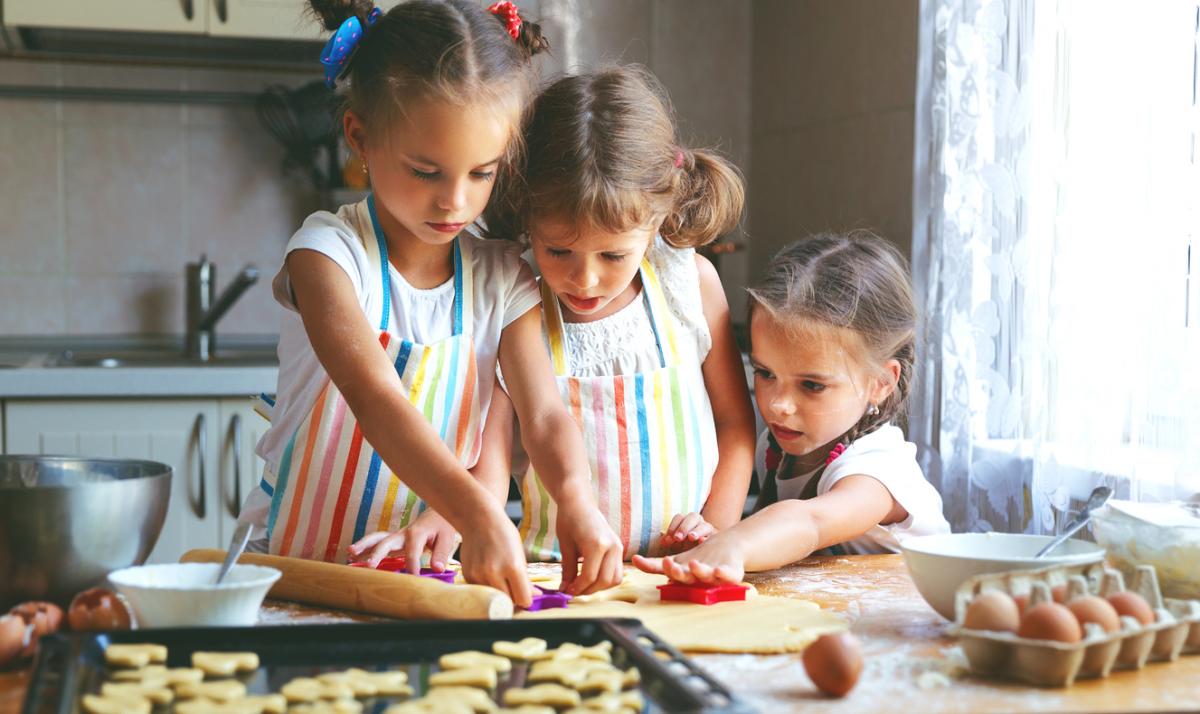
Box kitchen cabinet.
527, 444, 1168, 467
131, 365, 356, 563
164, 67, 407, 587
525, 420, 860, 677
4, 0, 407, 41
3, 397, 266, 564
2, 0, 209, 35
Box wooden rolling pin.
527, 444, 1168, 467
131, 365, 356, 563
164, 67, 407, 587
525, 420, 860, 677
180, 549, 513, 620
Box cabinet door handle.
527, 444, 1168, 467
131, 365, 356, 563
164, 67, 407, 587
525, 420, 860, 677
228, 414, 243, 519
183, 0, 194, 21
216, 0, 228, 23
193, 413, 207, 520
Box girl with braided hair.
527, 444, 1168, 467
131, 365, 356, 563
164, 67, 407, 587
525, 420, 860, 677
635, 231, 950, 584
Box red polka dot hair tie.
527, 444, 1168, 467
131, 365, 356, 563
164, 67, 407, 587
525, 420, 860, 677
487, 1, 523, 41
825, 442, 847, 465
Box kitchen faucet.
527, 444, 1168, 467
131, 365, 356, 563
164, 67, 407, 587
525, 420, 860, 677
185, 255, 260, 361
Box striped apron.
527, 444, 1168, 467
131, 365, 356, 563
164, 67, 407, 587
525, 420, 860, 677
263, 196, 481, 563
519, 259, 719, 560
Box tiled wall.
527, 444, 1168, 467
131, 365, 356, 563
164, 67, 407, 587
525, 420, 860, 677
0, 1, 755, 337
0, 60, 320, 336
748, 0, 919, 274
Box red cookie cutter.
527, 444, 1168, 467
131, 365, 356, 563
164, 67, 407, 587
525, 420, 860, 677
348, 557, 457, 584
657, 581, 749, 605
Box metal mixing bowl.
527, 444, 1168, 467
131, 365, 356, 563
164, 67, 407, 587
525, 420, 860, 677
0, 455, 171, 608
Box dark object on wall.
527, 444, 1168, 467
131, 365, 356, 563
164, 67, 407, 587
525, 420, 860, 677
256, 81, 340, 191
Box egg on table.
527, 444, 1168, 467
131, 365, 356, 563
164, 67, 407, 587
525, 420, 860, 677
1017, 602, 1083, 643
802, 632, 863, 697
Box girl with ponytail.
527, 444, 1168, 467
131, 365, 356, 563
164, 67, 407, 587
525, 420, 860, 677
635, 231, 950, 584
484, 65, 758, 561
242, 0, 624, 605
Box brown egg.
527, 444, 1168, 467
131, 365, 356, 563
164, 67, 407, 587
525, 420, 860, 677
1017, 602, 1083, 643
67, 588, 133, 632
1050, 584, 1068, 604
8, 601, 64, 658
802, 632, 863, 697
1067, 595, 1120, 633
1012, 593, 1030, 617
0, 614, 26, 669
1107, 591, 1156, 625
964, 591, 1020, 632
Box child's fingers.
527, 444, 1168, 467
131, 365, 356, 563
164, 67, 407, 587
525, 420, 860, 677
568, 544, 604, 596
349, 530, 389, 556
661, 514, 687, 543
675, 513, 704, 537
688, 521, 716, 541
559, 541, 579, 593
505, 569, 533, 609
402, 532, 429, 575
631, 554, 665, 574
368, 532, 405, 568
714, 563, 745, 584
428, 533, 458, 572
662, 556, 695, 584
578, 547, 622, 595
686, 558, 718, 584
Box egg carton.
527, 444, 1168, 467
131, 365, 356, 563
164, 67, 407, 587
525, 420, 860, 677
950, 562, 1200, 687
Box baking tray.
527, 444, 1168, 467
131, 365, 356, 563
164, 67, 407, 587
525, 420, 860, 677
23, 618, 754, 713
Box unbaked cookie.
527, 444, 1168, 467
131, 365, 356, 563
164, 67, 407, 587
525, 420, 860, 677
192, 651, 260, 677
493, 638, 547, 661
289, 701, 364, 714
175, 679, 248, 702
503, 683, 581, 709
439, 650, 513, 673
104, 643, 168, 668
422, 685, 499, 713
100, 681, 174, 705
110, 665, 205, 686
81, 693, 151, 714
428, 665, 498, 689
527, 659, 610, 688
280, 677, 354, 702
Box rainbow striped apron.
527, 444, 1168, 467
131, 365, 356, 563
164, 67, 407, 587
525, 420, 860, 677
519, 259, 719, 560
263, 196, 481, 563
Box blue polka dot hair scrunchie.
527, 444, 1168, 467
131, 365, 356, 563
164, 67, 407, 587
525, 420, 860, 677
320, 7, 382, 88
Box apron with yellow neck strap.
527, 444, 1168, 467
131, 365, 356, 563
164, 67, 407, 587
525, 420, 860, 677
264, 196, 481, 563
519, 258, 719, 560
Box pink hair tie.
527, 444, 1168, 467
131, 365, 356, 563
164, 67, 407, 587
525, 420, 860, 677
825, 443, 847, 466
674, 150, 685, 168
487, 1, 523, 40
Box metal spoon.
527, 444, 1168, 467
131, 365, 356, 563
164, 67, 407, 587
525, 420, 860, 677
215, 522, 253, 585
1035, 486, 1114, 558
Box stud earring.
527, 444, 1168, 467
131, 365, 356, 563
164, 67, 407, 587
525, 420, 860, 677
867, 403, 879, 416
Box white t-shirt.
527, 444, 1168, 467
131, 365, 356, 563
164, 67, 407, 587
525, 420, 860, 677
242, 201, 540, 530
754, 425, 950, 553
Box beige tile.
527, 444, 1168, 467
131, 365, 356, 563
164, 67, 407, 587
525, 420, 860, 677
0, 97, 60, 124
0, 275, 67, 335
62, 101, 184, 127
183, 67, 313, 93
0, 58, 60, 85
0, 119, 62, 274
64, 273, 181, 335
184, 127, 317, 270
61, 63, 183, 91
64, 124, 187, 274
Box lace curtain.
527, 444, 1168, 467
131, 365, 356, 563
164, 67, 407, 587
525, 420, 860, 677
911, 0, 1200, 534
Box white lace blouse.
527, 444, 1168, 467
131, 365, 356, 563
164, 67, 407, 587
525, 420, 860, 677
555, 235, 712, 376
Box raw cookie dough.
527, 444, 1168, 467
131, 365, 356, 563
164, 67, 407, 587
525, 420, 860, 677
440, 650, 513, 673
104, 643, 168, 668
428, 665, 499, 689
175, 680, 248, 702
519, 568, 845, 653
421, 686, 498, 713
503, 683, 581, 709
110, 665, 204, 685
492, 638, 548, 661
82, 693, 151, 714
100, 681, 174, 705
289, 701, 363, 714
281, 677, 353, 702
192, 651, 260, 676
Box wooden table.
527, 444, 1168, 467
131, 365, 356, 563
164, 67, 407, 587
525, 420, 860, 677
4, 555, 1199, 713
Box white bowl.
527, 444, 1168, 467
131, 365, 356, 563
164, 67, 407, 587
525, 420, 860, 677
900, 532, 1106, 619
108, 563, 281, 628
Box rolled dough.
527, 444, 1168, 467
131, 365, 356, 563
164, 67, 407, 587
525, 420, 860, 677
518, 567, 845, 654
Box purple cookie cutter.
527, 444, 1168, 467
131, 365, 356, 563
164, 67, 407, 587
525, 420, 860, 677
527, 584, 572, 611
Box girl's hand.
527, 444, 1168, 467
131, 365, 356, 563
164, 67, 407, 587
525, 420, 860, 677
659, 512, 716, 552
633, 531, 746, 585
349, 509, 461, 573
555, 497, 624, 596
458, 512, 534, 609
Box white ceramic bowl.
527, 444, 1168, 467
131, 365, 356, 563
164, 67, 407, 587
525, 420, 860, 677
900, 532, 1106, 619
107, 563, 281, 628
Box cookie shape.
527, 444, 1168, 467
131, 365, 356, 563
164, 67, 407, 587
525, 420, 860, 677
110, 665, 205, 686
503, 683, 581, 709
104, 643, 168, 668
100, 681, 174, 705
82, 693, 151, 714
428, 665, 498, 689
422, 685, 498, 712
289, 701, 364, 714
281, 677, 353, 702
440, 650, 513, 673
527, 659, 608, 688
576, 669, 623, 696
192, 651, 260, 677
492, 637, 547, 661
175, 679, 248, 702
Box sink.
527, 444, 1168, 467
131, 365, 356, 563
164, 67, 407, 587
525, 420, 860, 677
48, 348, 277, 368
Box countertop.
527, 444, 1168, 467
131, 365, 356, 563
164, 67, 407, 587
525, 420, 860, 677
4, 555, 1199, 713
0, 336, 279, 398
